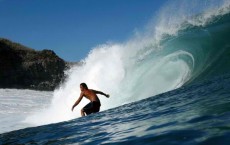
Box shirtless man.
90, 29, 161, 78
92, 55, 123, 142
71, 83, 109, 116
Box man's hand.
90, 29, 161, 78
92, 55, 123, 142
71, 106, 75, 111
106, 94, 110, 98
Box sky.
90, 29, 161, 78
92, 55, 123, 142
0, 0, 167, 62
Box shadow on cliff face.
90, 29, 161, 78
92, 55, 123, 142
0, 38, 71, 91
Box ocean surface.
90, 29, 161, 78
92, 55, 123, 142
1, 0, 230, 144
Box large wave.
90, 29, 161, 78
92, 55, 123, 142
25, 0, 230, 125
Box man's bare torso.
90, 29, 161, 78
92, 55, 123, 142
82, 89, 100, 102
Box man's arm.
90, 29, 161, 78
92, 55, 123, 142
72, 92, 84, 111
93, 90, 110, 98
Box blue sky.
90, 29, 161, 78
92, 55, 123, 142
0, 0, 167, 62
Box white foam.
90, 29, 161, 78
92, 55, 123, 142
24, 40, 193, 126
153, 0, 230, 41
0, 89, 52, 133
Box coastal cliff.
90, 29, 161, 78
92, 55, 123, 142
0, 38, 69, 91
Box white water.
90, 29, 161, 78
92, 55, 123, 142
24, 42, 193, 126
0, 89, 52, 133
154, 0, 230, 40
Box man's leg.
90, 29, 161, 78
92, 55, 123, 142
82, 102, 93, 116
81, 109, 85, 117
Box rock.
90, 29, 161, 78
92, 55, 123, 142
0, 38, 69, 91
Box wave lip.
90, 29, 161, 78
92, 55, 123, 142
154, 0, 230, 41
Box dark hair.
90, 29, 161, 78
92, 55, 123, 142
80, 83, 88, 89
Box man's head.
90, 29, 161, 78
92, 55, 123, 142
80, 83, 88, 91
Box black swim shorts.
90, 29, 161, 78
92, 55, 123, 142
83, 101, 101, 115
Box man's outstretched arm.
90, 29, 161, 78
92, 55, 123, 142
93, 90, 110, 98
72, 93, 84, 111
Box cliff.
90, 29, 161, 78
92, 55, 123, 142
0, 38, 69, 91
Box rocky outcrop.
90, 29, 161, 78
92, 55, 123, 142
0, 38, 68, 91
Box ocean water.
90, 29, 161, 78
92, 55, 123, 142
1, 0, 230, 144
1, 74, 230, 144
